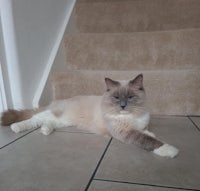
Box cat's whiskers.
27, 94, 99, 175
103, 108, 116, 115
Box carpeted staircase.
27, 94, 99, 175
51, 0, 200, 115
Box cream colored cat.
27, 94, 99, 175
0, 74, 178, 158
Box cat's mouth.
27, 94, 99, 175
120, 110, 130, 114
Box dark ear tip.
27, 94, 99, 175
138, 73, 143, 78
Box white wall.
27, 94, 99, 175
38, 6, 78, 107
0, 0, 76, 109
0, 0, 23, 109
39, 38, 67, 107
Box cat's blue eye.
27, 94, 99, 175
128, 96, 134, 101
114, 96, 120, 100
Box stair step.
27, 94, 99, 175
64, 29, 200, 71
51, 70, 200, 115
75, 0, 200, 33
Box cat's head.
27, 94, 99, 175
102, 74, 146, 114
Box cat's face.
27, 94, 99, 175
103, 74, 146, 114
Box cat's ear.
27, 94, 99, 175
105, 78, 120, 91
129, 74, 144, 90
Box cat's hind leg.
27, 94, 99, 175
11, 109, 70, 135
11, 117, 42, 133
11, 110, 52, 133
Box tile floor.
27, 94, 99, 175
0, 116, 200, 191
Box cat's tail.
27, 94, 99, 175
0, 108, 45, 126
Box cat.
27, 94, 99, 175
0, 74, 178, 158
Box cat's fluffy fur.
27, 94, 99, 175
0, 74, 178, 158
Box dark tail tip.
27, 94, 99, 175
1, 109, 21, 126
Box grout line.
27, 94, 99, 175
84, 138, 112, 191
93, 178, 200, 191
55, 130, 95, 134
151, 115, 188, 118
0, 127, 40, 150
188, 115, 200, 118
187, 116, 200, 132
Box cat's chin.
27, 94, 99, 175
120, 110, 130, 114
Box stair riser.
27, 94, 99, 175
65, 29, 200, 71
48, 0, 200, 116
51, 70, 200, 115
75, 0, 200, 32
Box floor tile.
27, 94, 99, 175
89, 180, 184, 191
0, 126, 37, 149
0, 131, 110, 191
95, 116, 200, 190
190, 117, 200, 130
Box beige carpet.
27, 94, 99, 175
51, 0, 200, 115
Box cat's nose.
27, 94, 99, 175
121, 105, 126, 109
120, 101, 126, 109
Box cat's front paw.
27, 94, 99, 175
153, 144, 179, 158
11, 124, 21, 133
144, 130, 156, 138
